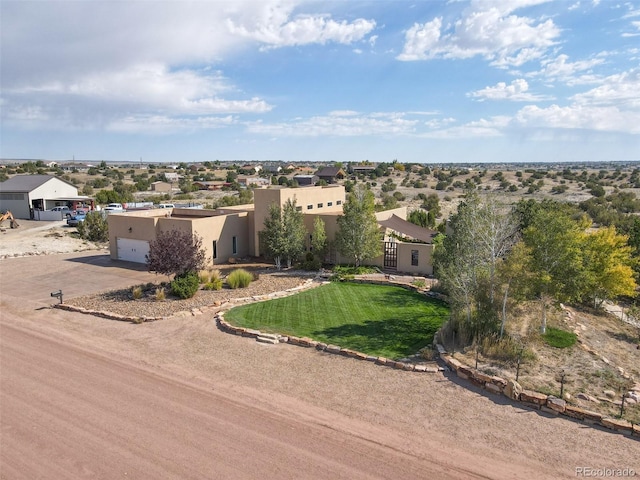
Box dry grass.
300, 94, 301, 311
454, 301, 640, 423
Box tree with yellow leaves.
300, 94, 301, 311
581, 226, 637, 309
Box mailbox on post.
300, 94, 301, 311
50, 290, 63, 304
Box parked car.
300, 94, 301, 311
158, 203, 175, 209
66, 213, 86, 227
103, 203, 124, 213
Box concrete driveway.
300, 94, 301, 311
0, 251, 160, 307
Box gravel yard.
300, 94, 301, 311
65, 269, 317, 318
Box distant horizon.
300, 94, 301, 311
3, 158, 640, 168
2, 1, 639, 164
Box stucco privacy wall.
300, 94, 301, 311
396, 242, 434, 275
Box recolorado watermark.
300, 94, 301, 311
576, 467, 636, 477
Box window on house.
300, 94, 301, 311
327, 202, 333, 207
296, 206, 302, 212
232, 236, 237, 255
213, 240, 217, 259
411, 250, 419, 266
337, 200, 342, 205
317, 203, 323, 208
307, 204, 313, 210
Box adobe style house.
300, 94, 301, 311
107, 185, 436, 275
150, 181, 172, 193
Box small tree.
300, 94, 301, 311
262, 199, 306, 269
311, 216, 327, 261
262, 203, 286, 269
336, 185, 382, 267
146, 229, 207, 279
77, 211, 109, 242
282, 199, 306, 268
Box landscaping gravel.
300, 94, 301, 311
65, 270, 318, 318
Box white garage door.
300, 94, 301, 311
116, 238, 150, 264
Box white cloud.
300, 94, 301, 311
468, 79, 553, 101
226, 5, 376, 49
1, 1, 288, 132
246, 111, 419, 136
535, 54, 605, 83
2, 64, 272, 131
513, 104, 640, 133
108, 115, 237, 134
571, 68, 640, 107
397, 1, 560, 65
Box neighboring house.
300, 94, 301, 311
240, 164, 262, 175
293, 175, 319, 186
193, 181, 226, 190
350, 165, 376, 175
237, 176, 270, 187
262, 164, 283, 174
59, 162, 92, 172
0, 174, 93, 219
164, 172, 180, 182
316, 167, 345, 184
107, 184, 437, 275
150, 181, 172, 193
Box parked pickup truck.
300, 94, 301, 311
50, 206, 73, 218
103, 203, 124, 213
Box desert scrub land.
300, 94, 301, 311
224, 281, 450, 359
452, 301, 640, 424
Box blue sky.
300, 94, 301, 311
1, 0, 639, 164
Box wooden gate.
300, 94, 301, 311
384, 241, 397, 269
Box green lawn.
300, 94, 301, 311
224, 282, 450, 359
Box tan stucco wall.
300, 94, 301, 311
396, 242, 434, 275
151, 182, 171, 192
107, 208, 251, 266
108, 210, 162, 259
252, 185, 345, 256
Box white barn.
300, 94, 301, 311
0, 175, 84, 219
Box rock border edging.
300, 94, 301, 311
436, 343, 639, 439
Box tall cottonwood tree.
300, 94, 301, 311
433, 191, 518, 340
522, 209, 586, 333
336, 185, 382, 267
581, 226, 637, 308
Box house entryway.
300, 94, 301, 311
383, 241, 397, 270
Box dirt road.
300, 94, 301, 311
1, 252, 638, 479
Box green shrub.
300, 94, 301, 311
227, 268, 253, 289
203, 278, 223, 290
132, 285, 143, 299
77, 211, 109, 242
543, 327, 577, 348
171, 271, 200, 299
332, 265, 378, 275
412, 279, 426, 289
